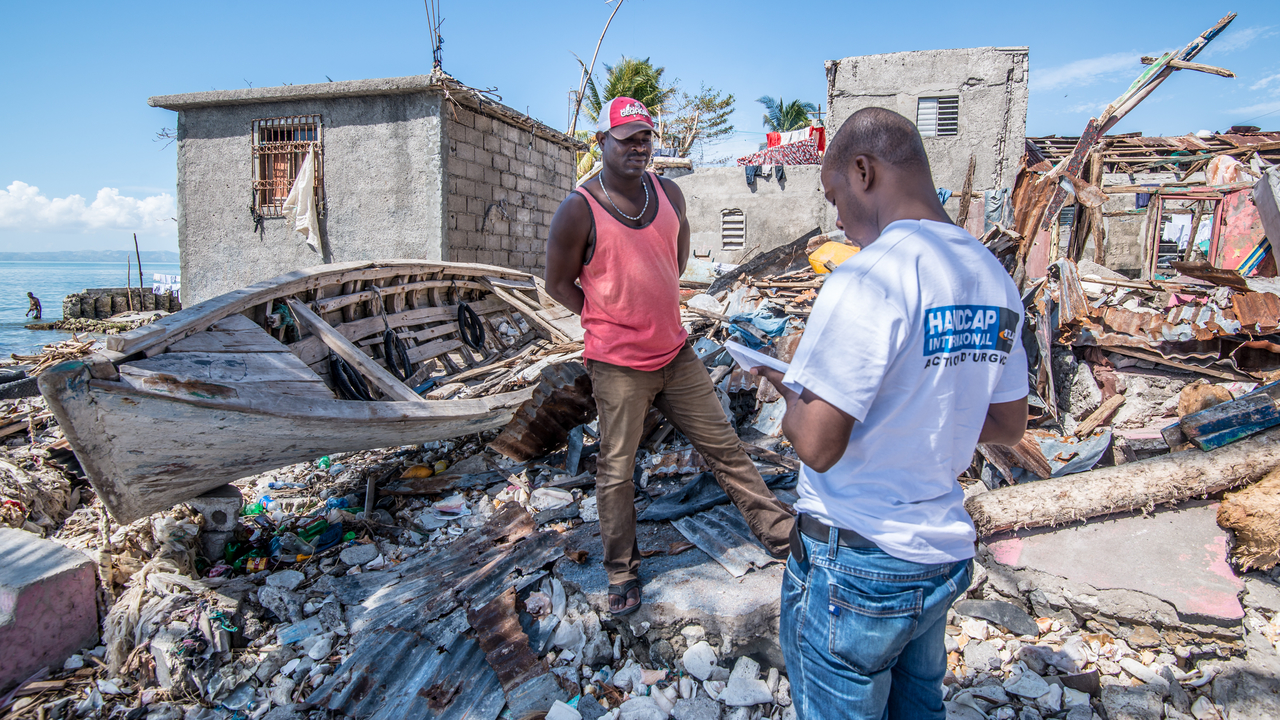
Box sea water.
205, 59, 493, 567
0, 261, 181, 357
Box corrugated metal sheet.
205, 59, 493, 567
670, 504, 779, 578
304, 503, 566, 719
1233, 292, 1280, 332
490, 362, 596, 461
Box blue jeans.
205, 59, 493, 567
780, 528, 972, 720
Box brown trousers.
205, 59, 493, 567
587, 343, 795, 585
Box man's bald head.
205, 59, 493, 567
824, 107, 930, 178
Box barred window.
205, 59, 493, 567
252, 115, 324, 217
721, 209, 745, 250
917, 96, 959, 137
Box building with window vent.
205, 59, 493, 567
150, 73, 583, 304
825, 47, 1028, 217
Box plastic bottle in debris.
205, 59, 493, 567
317, 456, 332, 470
273, 532, 316, 558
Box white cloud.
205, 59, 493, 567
0, 181, 175, 233
1203, 26, 1276, 58
1251, 72, 1280, 93
1229, 99, 1280, 119
1031, 52, 1140, 92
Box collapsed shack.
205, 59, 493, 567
9, 12, 1280, 720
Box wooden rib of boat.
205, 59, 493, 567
38, 261, 584, 524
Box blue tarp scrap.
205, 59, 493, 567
727, 310, 792, 348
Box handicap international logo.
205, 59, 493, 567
924, 305, 1019, 357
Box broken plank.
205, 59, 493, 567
287, 299, 423, 403
1075, 393, 1125, 437
407, 338, 465, 365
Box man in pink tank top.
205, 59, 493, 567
545, 97, 796, 615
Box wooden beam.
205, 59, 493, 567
1141, 56, 1235, 78
286, 298, 424, 403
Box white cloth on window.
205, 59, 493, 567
1163, 214, 1193, 251
283, 147, 322, 252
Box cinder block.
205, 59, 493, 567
0, 530, 98, 692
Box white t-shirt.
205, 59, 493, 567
782, 219, 1028, 564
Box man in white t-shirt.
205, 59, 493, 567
753, 107, 1029, 719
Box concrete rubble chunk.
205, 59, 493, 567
1005, 668, 1051, 698
1210, 658, 1280, 719
970, 682, 1009, 705
257, 585, 303, 623
943, 701, 987, 720
728, 655, 760, 682
672, 695, 720, 720
682, 641, 719, 681
954, 599, 1040, 638
1118, 658, 1169, 693
545, 700, 583, 720
0, 529, 100, 692
965, 640, 1002, 671
338, 543, 378, 566
619, 695, 667, 720
265, 569, 305, 591
1101, 684, 1164, 720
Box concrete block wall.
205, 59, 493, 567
825, 47, 1029, 220
443, 107, 575, 274
172, 92, 447, 304
670, 165, 835, 264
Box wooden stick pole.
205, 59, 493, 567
133, 233, 144, 301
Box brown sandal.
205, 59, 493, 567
608, 579, 642, 616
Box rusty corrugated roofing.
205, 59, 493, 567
304, 503, 566, 719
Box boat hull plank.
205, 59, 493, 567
165, 314, 290, 354
39, 362, 533, 524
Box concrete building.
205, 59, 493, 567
670, 166, 836, 266
672, 47, 1029, 265
150, 74, 581, 303
826, 46, 1030, 209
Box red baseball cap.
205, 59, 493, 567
596, 97, 655, 139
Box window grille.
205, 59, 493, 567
917, 96, 959, 137
721, 209, 745, 250
252, 115, 323, 217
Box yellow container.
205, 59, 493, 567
809, 242, 859, 273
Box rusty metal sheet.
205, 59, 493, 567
1170, 260, 1251, 290
490, 361, 596, 461
466, 587, 550, 692
305, 503, 567, 719
1051, 260, 1089, 326
1233, 292, 1280, 332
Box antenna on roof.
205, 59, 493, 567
424, 0, 444, 71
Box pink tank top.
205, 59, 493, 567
576, 173, 688, 371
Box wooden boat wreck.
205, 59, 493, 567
39, 261, 584, 524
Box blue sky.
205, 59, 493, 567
2, 1, 1276, 253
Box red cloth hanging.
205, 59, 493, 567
809, 126, 826, 152
766, 132, 781, 148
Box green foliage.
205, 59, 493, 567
758, 96, 818, 132
576, 56, 737, 172
585, 57, 677, 122
664, 85, 736, 158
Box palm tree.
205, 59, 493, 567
585, 57, 677, 123
575, 130, 601, 179
758, 96, 818, 132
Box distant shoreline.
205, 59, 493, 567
0, 251, 179, 263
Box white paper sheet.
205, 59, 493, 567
724, 340, 789, 374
